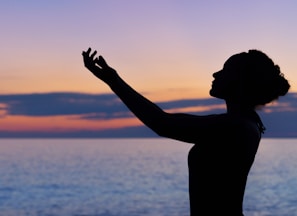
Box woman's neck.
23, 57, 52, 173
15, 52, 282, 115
226, 101, 255, 114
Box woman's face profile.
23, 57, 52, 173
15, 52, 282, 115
209, 54, 244, 100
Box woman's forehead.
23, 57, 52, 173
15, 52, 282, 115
224, 53, 247, 67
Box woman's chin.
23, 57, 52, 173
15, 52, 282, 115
209, 89, 217, 97
209, 89, 224, 99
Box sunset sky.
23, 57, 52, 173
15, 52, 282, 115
1, 1, 296, 137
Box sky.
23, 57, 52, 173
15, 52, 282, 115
0, 0, 296, 137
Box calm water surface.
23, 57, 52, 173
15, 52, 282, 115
0, 138, 296, 216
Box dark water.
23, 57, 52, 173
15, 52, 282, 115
0, 138, 296, 216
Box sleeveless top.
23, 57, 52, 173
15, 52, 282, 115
187, 111, 264, 215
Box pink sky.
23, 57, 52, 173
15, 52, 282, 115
0, 1, 296, 136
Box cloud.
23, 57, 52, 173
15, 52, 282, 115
0, 92, 296, 137
256, 93, 297, 137
0, 92, 227, 119
0, 92, 132, 119
260, 93, 297, 113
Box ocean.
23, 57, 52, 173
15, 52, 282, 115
0, 138, 296, 216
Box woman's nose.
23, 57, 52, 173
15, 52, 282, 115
213, 70, 224, 78
212, 71, 219, 78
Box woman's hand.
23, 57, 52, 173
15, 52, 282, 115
82, 47, 118, 84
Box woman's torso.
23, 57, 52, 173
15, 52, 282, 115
187, 112, 262, 215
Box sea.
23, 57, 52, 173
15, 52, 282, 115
0, 138, 296, 216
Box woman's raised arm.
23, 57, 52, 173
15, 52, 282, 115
82, 47, 213, 143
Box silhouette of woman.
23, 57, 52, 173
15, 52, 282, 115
82, 48, 290, 216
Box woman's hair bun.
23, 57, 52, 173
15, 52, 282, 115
277, 73, 290, 96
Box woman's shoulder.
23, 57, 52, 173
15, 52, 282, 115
190, 112, 262, 139
207, 112, 262, 135
227, 112, 262, 140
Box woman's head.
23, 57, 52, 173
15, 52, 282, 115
210, 49, 290, 106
